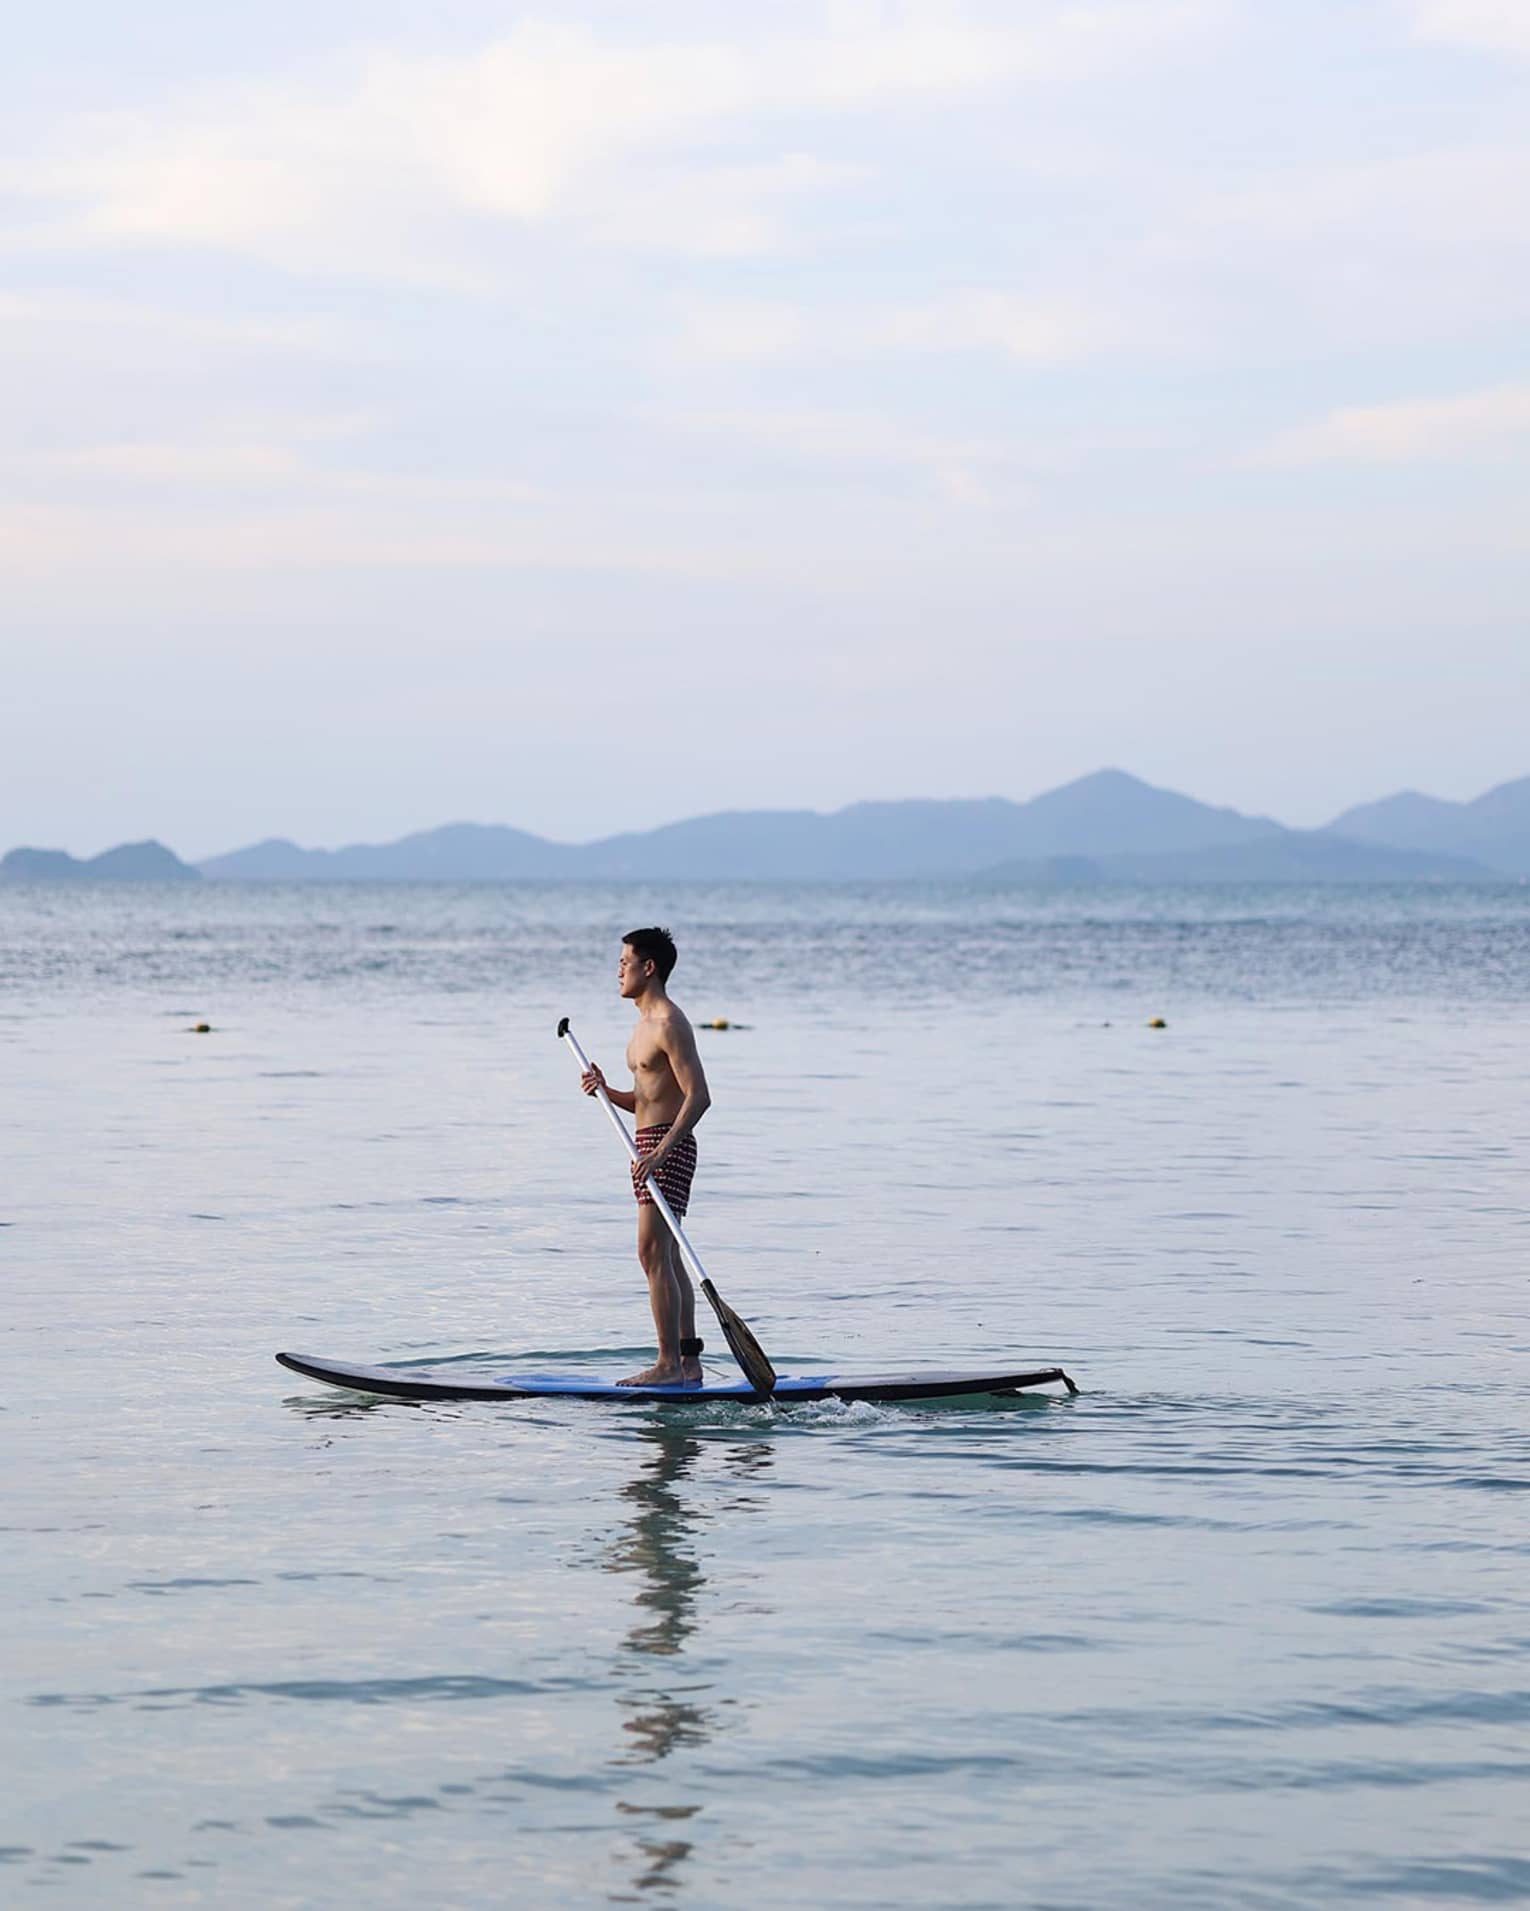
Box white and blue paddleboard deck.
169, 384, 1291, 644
276, 1351, 1077, 1405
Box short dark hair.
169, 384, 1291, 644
623, 926, 677, 983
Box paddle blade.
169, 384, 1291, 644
700, 1278, 776, 1396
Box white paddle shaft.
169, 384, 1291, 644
559, 1022, 712, 1291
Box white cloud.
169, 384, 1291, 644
1156, 134, 1530, 357
872, 290, 1110, 361
0, 290, 337, 355
589, 153, 869, 258
1411, 1, 1530, 56
1205, 141, 1530, 252
1250, 382, 1530, 465
0, 498, 729, 577
675, 299, 811, 363
5, 9, 1221, 276
45, 442, 305, 482
676, 289, 1109, 366
664, 403, 1009, 501
27, 441, 545, 508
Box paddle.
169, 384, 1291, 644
557, 1017, 777, 1397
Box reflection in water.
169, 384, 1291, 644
613, 1430, 704, 1675
603, 1423, 773, 1897
613, 1799, 703, 1898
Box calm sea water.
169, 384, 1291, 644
4, 883, 1529, 1907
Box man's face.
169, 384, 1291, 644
617, 944, 653, 999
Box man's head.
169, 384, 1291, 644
619, 926, 677, 998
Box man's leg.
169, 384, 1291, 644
618, 1203, 684, 1386
668, 1235, 702, 1383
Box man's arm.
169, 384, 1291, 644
581, 1063, 636, 1115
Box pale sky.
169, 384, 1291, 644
3, 1, 1528, 857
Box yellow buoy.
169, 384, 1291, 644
192, 1022, 211, 1033
1147, 1017, 1167, 1029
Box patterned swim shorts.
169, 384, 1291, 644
633, 1122, 698, 1218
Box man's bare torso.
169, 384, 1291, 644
626, 1008, 692, 1128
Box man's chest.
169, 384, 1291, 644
626, 1035, 670, 1077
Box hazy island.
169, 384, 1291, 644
4, 769, 1528, 883
0, 840, 200, 882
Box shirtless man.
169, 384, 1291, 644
580, 927, 712, 1387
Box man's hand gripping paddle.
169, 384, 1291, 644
558, 1017, 777, 1397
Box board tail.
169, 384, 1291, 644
701, 1279, 776, 1396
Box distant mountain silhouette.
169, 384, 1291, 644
199, 823, 570, 881
997, 768, 1286, 855
573, 771, 1285, 880
195, 771, 1296, 883
9, 770, 1525, 884
0, 840, 199, 882
1326, 775, 1530, 876
182, 768, 1515, 882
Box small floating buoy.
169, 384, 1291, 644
1147, 1017, 1167, 1029
705, 1017, 730, 1031
191, 1022, 212, 1034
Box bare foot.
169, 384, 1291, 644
617, 1362, 684, 1387
680, 1357, 704, 1386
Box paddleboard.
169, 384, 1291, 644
276, 1351, 1077, 1405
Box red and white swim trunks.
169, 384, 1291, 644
632, 1122, 697, 1218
